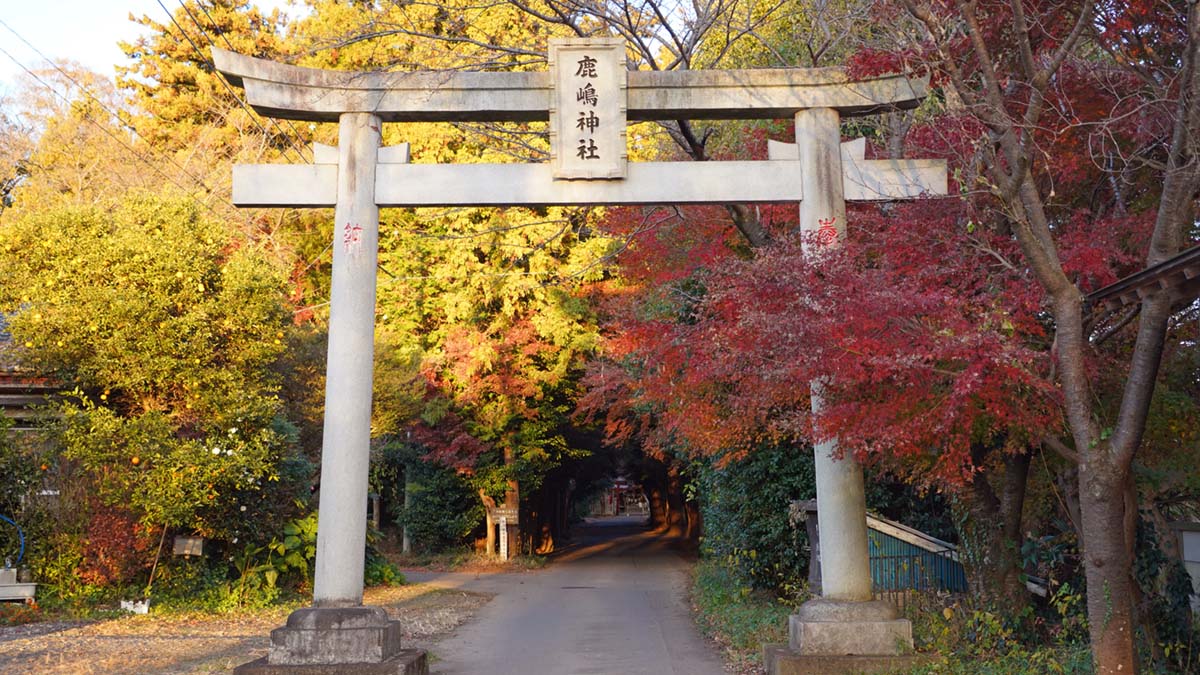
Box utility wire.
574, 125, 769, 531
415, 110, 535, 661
2, 14, 349, 322
1, 41, 336, 315
192, 0, 312, 151
0, 43, 214, 206
156, 0, 310, 165
0, 18, 232, 204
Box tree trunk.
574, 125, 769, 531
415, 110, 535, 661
504, 445, 519, 560
401, 463, 413, 555
684, 498, 702, 543
479, 489, 497, 557
1078, 461, 1137, 675
558, 483, 572, 541
665, 466, 687, 537
957, 447, 1032, 616
532, 484, 557, 555
647, 485, 666, 530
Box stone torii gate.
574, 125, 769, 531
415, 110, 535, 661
215, 40, 946, 675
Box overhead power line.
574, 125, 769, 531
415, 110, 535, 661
191, 0, 312, 150
0, 42, 220, 207
0, 17, 234, 204
159, 0, 312, 165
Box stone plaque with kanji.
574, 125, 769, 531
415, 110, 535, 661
549, 38, 627, 180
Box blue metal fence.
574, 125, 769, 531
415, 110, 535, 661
868, 527, 968, 608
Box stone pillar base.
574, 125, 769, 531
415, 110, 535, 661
234, 650, 428, 675
787, 598, 912, 656
764, 644, 928, 675
233, 606, 426, 674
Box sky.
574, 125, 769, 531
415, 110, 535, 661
0, 0, 292, 91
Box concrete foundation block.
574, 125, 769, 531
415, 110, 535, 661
787, 598, 912, 656
234, 649, 428, 675
788, 614, 913, 656
764, 643, 928, 675
262, 606, 406, 666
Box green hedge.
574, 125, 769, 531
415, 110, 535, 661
697, 443, 815, 595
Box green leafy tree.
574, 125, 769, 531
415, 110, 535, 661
0, 193, 304, 537
285, 2, 616, 552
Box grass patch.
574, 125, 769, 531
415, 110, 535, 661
691, 558, 796, 673
690, 561, 1094, 675
894, 646, 1093, 674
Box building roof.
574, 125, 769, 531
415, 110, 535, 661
1087, 244, 1200, 312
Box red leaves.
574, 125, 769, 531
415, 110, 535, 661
410, 410, 490, 470
585, 189, 1075, 487
846, 48, 914, 79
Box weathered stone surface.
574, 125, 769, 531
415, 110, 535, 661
789, 617, 913, 657
793, 598, 900, 623
0, 582, 36, 601
212, 48, 927, 123
311, 113, 382, 608
234, 160, 806, 208
235, 649, 428, 675
768, 138, 948, 201
266, 607, 402, 666
548, 38, 627, 179
764, 643, 928, 675
787, 600, 913, 657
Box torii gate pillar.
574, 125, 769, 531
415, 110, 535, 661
314, 112, 381, 607
234, 113, 427, 675
760, 109, 924, 675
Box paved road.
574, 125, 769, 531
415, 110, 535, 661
405, 516, 727, 675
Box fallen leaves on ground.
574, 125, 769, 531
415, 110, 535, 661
0, 584, 491, 674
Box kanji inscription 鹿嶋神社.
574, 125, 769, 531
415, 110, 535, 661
549, 38, 627, 180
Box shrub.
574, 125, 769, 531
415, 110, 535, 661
697, 442, 815, 594
380, 450, 483, 554
78, 504, 156, 587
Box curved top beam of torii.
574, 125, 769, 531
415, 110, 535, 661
212, 47, 927, 123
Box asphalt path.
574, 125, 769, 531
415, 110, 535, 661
404, 516, 727, 674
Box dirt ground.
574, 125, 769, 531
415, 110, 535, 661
0, 584, 491, 674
